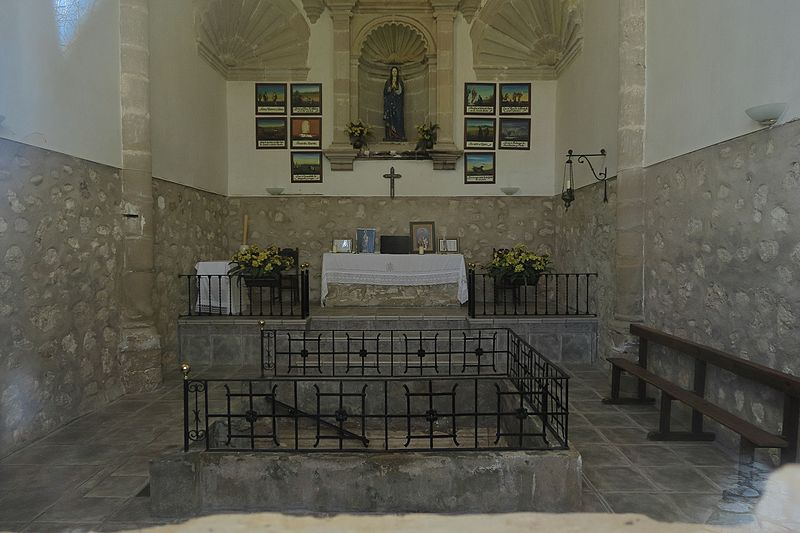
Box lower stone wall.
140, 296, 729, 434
554, 179, 617, 359
225, 196, 556, 303
0, 139, 126, 456
152, 178, 229, 368
643, 120, 800, 455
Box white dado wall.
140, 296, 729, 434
645, 0, 800, 166
555, 0, 619, 190
0, 0, 122, 168
226, 11, 558, 197
150, 0, 228, 195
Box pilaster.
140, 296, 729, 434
328, 1, 357, 147
431, 2, 459, 150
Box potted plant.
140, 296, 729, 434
486, 244, 551, 286
345, 120, 372, 149
415, 121, 439, 151
228, 245, 295, 287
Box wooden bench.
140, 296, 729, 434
604, 324, 800, 465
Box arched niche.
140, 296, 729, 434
351, 17, 437, 144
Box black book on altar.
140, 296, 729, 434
380, 235, 411, 254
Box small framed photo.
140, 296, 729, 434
464, 152, 496, 184
290, 151, 323, 183
499, 83, 531, 115
290, 117, 322, 149
256, 117, 287, 149
410, 221, 436, 254
464, 118, 496, 150
256, 83, 287, 115
464, 83, 496, 115
291, 83, 322, 115
499, 118, 531, 150
332, 239, 352, 253
438, 238, 459, 253
356, 228, 377, 253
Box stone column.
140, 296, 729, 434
611, 0, 646, 355
431, 1, 459, 150
328, 1, 357, 146
118, 0, 161, 391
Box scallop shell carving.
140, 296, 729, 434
361, 23, 429, 67
471, 0, 583, 80
195, 0, 310, 80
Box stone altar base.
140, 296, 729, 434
324, 282, 461, 306
150, 449, 581, 516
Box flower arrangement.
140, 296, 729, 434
228, 245, 294, 278
415, 122, 439, 151
486, 244, 551, 284
345, 120, 372, 148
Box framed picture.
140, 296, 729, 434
499, 83, 531, 115
499, 118, 531, 150
291, 83, 322, 115
290, 151, 323, 183
356, 228, 377, 253
255, 83, 287, 115
256, 117, 287, 149
438, 238, 459, 253
464, 118, 496, 150
464, 83, 496, 115
464, 152, 496, 184
409, 221, 436, 254
332, 239, 352, 253
290, 117, 322, 149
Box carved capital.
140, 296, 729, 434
301, 0, 326, 22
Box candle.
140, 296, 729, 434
418, 245, 424, 255
242, 214, 249, 246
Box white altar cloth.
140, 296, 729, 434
321, 253, 468, 305
195, 261, 240, 314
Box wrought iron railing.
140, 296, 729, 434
183, 328, 568, 452
179, 268, 310, 318
467, 270, 597, 317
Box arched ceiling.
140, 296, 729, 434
471, 0, 583, 80
194, 0, 311, 81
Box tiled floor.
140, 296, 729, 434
0, 364, 774, 531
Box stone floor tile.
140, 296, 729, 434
111, 456, 152, 477
639, 466, 720, 492
0, 523, 26, 532
582, 412, 638, 427
569, 388, 602, 400
568, 413, 591, 427
104, 498, 168, 525
573, 444, 630, 466
35, 496, 126, 524
22, 522, 101, 532
627, 412, 660, 429
705, 510, 756, 526
602, 492, 688, 523
0, 489, 63, 522
569, 400, 618, 413
580, 491, 611, 513
617, 445, 686, 466
597, 427, 650, 445
85, 476, 149, 498
664, 493, 724, 524
568, 426, 608, 444
671, 445, 736, 466
583, 466, 656, 492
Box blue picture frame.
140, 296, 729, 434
356, 228, 376, 253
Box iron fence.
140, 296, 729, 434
183, 328, 569, 452
467, 271, 597, 317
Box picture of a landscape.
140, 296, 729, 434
464, 152, 495, 184
256, 83, 286, 115
291, 83, 322, 115
499, 83, 531, 114
464, 118, 496, 149
256, 117, 287, 149
499, 118, 531, 150
464, 83, 496, 115
291, 151, 323, 182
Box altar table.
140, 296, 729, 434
321, 253, 468, 306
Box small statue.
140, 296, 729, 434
383, 66, 405, 141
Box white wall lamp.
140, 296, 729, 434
561, 148, 608, 210
745, 103, 786, 126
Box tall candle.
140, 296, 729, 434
242, 214, 249, 245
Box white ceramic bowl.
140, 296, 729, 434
745, 103, 787, 125
266, 187, 284, 195
500, 187, 520, 196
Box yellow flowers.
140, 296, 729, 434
229, 245, 294, 277
486, 244, 551, 283
345, 121, 371, 138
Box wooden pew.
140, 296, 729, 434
603, 324, 800, 465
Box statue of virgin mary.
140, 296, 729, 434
383, 66, 405, 141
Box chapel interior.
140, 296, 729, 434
1, 0, 800, 531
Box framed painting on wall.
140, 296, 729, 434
291, 83, 322, 115
498, 118, 531, 150
464, 83, 496, 115
255, 83, 287, 115
464, 118, 496, 150
290, 117, 322, 149
499, 83, 531, 115
464, 152, 496, 184
256, 117, 287, 149
290, 151, 323, 183
409, 221, 436, 254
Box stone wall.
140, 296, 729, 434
0, 138, 126, 456
554, 179, 618, 358
152, 178, 229, 367
643, 120, 800, 453
226, 196, 556, 303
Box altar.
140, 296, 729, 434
321, 253, 468, 307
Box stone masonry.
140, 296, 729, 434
0, 138, 127, 456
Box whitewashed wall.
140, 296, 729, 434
0, 0, 122, 167
645, 0, 800, 166
555, 0, 620, 190
150, 0, 228, 195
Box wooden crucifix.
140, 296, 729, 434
383, 166, 401, 199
